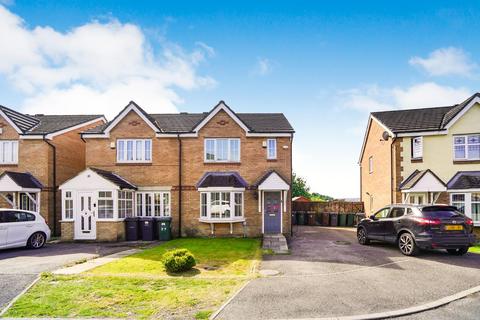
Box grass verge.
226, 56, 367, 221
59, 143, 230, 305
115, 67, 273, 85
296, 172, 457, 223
469, 244, 480, 254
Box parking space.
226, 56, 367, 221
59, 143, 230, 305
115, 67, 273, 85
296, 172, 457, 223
0, 241, 150, 309
217, 226, 480, 320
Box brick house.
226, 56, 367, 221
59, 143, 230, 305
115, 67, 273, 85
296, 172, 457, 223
60, 101, 294, 241
0, 105, 105, 235
359, 93, 480, 228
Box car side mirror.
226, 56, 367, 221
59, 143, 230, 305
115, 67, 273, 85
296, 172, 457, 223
369, 214, 376, 220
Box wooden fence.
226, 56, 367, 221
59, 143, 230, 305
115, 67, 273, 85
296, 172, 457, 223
292, 201, 364, 214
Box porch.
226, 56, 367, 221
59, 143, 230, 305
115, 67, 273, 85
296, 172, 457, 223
0, 171, 43, 213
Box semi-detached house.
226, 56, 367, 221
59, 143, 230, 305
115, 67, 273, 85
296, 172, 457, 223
0, 105, 106, 235
360, 93, 480, 231
60, 101, 294, 241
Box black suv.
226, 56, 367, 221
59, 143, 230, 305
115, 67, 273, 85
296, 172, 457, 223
357, 204, 476, 256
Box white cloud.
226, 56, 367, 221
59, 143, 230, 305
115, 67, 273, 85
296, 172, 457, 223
409, 47, 476, 77
339, 82, 470, 112
251, 58, 273, 76
0, 5, 216, 118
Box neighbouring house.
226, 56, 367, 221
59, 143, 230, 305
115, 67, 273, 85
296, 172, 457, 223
60, 101, 294, 241
359, 93, 480, 227
292, 196, 310, 202
0, 105, 106, 235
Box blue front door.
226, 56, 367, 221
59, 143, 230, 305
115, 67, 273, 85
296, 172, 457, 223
264, 192, 282, 234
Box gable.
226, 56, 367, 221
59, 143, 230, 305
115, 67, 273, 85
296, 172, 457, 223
103, 101, 159, 136
258, 172, 290, 190
401, 170, 446, 192
0, 114, 20, 139
60, 168, 119, 190
110, 110, 157, 137
448, 102, 480, 134
198, 109, 246, 136
193, 101, 250, 135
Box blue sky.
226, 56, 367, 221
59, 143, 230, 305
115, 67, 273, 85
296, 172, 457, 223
1, 1, 479, 198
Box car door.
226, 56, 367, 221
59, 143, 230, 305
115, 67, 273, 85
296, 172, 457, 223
5, 211, 31, 247
0, 212, 7, 247
368, 207, 391, 240
383, 207, 405, 243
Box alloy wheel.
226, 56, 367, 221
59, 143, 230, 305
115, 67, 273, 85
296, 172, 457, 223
399, 233, 414, 255
357, 228, 366, 244
31, 233, 45, 249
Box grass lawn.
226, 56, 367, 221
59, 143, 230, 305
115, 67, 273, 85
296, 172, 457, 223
469, 244, 480, 254
5, 238, 261, 320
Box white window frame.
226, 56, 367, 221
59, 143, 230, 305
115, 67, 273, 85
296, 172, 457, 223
135, 191, 171, 217
116, 139, 152, 163
0, 140, 18, 164
63, 191, 74, 220
453, 134, 480, 161
97, 191, 114, 219
450, 193, 466, 214
204, 138, 241, 163
118, 190, 134, 219
199, 190, 244, 221
412, 136, 423, 159
472, 192, 480, 224
267, 139, 277, 160
368, 156, 373, 174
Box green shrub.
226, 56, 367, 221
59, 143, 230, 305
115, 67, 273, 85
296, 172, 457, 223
163, 249, 196, 273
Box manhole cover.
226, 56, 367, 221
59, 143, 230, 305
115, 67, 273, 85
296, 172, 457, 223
260, 269, 280, 276
334, 240, 351, 245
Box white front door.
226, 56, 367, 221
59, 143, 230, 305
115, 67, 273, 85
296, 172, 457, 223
75, 192, 96, 240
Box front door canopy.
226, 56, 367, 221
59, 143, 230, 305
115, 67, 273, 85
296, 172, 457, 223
60, 168, 137, 191
400, 169, 446, 193
0, 171, 43, 192
256, 170, 290, 191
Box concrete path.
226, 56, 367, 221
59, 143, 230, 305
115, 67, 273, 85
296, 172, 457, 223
216, 226, 480, 319
0, 242, 154, 309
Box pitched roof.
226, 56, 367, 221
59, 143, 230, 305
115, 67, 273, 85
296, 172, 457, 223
196, 172, 248, 188
253, 169, 290, 187
371, 93, 480, 134
447, 171, 480, 190
0, 171, 43, 189
83, 101, 294, 134
399, 169, 446, 190
0, 105, 104, 135
90, 168, 137, 190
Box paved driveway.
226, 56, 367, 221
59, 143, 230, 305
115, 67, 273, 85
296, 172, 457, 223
218, 226, 480, 319
0, 242, 146, 309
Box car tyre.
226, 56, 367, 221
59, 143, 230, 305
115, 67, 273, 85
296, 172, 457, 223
27, 232, 46, 249
398, 232, 419, 256
357, 227, 370, 245
446, 247, 468, 256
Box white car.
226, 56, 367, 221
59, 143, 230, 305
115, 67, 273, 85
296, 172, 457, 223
0, 209, 51, 250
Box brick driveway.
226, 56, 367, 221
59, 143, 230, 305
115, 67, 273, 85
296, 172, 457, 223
217, 226, 480, 319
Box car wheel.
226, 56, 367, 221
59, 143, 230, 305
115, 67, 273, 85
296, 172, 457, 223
27, 232, 46, 249
446, 247, 469, 256
357, 227, 370, 245
398, 232, 419, 256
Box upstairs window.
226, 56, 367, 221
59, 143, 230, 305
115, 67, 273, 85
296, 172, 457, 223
0, 140, 18, 164
267, 139, 277, 159
117, 139, 152, 163
411, 136, 423, 159
204, 138, 240, 162
454, 135, 480, 161
368, 156, 373, 174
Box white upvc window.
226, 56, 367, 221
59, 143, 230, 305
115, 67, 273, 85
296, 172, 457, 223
204, 138, 240, 162
118, 190, 134, 218
451, 193, 466, 213
19, 193, 37, 212
453, 134, 480, 161
64, 191, 74, 220
267, 139, 277, 159
98, 191, 114, 219
0, 140, 18, 164
136, 191, 171, 217
471, 193, 480, 223
412, 136, 423, 159
368, 156, 373, 174
117, 139, 152, 163
199, 191, 244, 220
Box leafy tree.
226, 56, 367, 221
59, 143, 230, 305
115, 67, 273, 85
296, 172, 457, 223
292, 172, 311, 198
310, 192, 334, 202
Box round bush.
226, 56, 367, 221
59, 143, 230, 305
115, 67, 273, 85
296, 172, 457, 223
163, 249, 196, 273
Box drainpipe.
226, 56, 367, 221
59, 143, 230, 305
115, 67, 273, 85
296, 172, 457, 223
290, 133, 294, 237
44, 136, 57, 236
177, 134, 182, 237
390, 136, 397, 205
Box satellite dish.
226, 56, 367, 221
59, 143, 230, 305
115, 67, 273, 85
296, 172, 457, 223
382, 131, 390, 141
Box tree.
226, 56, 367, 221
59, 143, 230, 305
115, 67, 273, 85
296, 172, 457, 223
292, 172, 311, 198
310, 192, 334, 202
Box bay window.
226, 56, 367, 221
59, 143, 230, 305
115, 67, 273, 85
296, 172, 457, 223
117, 139, 152, 163
200, 191, 244, 220
98, 191, 114, 219
472, 193, 480, 223
118, 191, 134, 218
136, 191, 171, 217
0, 140, 18, 164
454, 134, 480, 161
204, 138, 240, 162
451, 193, 465, 213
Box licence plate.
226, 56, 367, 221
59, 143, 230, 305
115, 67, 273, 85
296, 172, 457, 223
445, 225, 463, 231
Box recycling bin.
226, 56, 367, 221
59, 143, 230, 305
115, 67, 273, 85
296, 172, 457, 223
296, 212, 305, 225
329, 213, 338, 227
125, 217, 140, 241
139, 217, 155, 241
315, 213, 323, 225
156, 217, 172, 241
346, 213, 356, 227
322, 212, 330, 226
338, 214, 347, 227
292, 212, 298, 225
307, 212, 316, 225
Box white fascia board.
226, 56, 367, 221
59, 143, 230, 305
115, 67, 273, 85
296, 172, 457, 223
137, 186, 172, 191
192, 102, 250, 134
246, 132, 293, 137
19, 135, 48, 140
396, 130, 448, 137
45, 117, 107, 139
197, 187, 246, 192
358, 116, 373, 164
0, 109, 23, 134
104, 102, 159, 134
82, 133, 110, 139
447, 189, 480, 193
370, 115, 394, 137
156, 132, 293, 138
59, 168, 119, 190
444, 96, 480, 129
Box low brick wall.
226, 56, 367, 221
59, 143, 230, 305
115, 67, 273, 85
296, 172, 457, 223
473, 227, 480, 241
60, 221, 74, 240
97, 221, 126, 242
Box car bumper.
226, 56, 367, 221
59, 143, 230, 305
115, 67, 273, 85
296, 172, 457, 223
415, 233, 477, 249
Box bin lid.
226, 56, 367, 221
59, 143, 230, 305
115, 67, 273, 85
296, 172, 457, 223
154, 216, 172, 221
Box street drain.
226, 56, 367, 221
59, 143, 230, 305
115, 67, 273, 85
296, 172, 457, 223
334, 240, 351, 245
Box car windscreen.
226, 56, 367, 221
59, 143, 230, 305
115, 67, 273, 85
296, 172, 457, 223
421, 206, 464, 218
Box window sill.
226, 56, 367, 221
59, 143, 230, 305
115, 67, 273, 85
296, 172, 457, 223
267, 159, 277, 162
453, 160, 480, 164
116, 162, 152, 166
203, 162, 241, 165
0, 163, 18, 167
199, 218, 245, 224
411, 158, 423, 163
